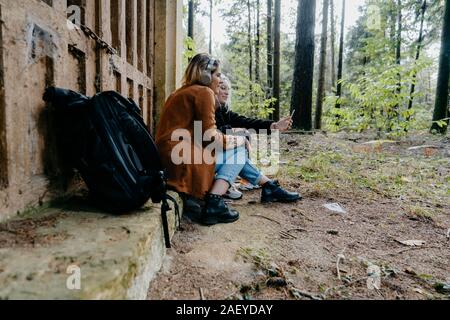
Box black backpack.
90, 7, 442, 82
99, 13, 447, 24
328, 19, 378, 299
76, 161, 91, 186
43, 87, 179, 248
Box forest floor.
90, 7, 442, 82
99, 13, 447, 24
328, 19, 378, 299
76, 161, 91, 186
148, 131, 450, 300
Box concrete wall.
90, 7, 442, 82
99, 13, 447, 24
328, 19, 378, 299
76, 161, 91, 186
0, 0, 183, 221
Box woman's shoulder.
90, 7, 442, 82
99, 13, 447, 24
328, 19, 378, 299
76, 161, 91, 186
181, 84, 214, 96
166, 85, 214, 106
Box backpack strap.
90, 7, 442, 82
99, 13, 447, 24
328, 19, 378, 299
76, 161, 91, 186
158, 169, 181, 249
166, 193, 181, 230
161, 197, 172, 249
161, 193, 181, 249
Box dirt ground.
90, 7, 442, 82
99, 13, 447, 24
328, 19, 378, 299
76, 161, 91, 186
148, 132, 450, 300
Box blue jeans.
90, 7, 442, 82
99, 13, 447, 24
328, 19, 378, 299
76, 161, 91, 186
215, 147, 262, 186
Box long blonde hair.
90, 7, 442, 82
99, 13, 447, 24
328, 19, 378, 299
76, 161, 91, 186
182, 53, 220, 86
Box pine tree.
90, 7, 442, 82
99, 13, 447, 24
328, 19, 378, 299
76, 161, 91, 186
330, 0, 336, 91
431, 0, 450, 133
291, 0, 317, 130
315, 0, 330, 130
209, 0, 213, 54
188, 0, 195, 40
273, 0, 281, 121
255, 0, 261, 84
247, 0, 254, 103
407, 0, 427, 118
335, 0, 345, 109
267, 0, 273, 101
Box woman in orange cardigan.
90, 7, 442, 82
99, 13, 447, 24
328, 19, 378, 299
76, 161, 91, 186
156, 53, 247, 225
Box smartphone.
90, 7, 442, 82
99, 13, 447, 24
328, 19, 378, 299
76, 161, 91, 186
290, 110, 296, 119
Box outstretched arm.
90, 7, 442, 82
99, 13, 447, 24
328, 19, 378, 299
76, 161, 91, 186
227, 110, 293, 133
227, 110, 275, 132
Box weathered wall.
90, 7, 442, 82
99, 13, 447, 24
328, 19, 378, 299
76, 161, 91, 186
154, 0, 183, 126
0, 0, 183, 221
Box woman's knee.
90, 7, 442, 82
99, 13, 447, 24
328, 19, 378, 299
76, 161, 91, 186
230, 146, 247, 166
218, 146, 246, 166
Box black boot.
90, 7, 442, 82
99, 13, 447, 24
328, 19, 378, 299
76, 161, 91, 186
261, 180, 302, 203
182, 195, 203, 223
201, 194, 240, 225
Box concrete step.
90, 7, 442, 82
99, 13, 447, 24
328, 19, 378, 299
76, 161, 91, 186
0, 191, 181, 300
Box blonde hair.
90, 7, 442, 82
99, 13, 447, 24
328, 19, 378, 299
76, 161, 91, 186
219, 74, 232, 109
182, 53, 220, 86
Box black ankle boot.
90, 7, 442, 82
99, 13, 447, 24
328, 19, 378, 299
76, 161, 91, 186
261, 180, 302, 203
201, 194, 240, 225
182, 195, 203, 222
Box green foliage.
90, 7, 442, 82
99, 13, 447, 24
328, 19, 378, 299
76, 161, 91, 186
181, 0, 444, 135
433, 118, 450, 128
323, 57, 432, 136
231, 81, 276, 119
184, 36, 197, 61
182, 36, 197, 73
324, 0, 441, 137
218, 0, 295, 120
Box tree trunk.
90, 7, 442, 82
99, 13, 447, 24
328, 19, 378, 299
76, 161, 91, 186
431, 0, 450, 134
330, 0, 336, 91
396, 0, 402, 68
209, 0, 213, 54
291, 0, 316, 130
390, 2, 396, 57
187, 1, 195, 63
267, 0, 273, 102
188, 0, 194, 40
255, 0, 261, 84
273, 0, 281, 121
335, 0, 345, 109
407, 0, 427, 119
394, 0, 402, 120
248, 0, 253, 104
315, 0, 330, 130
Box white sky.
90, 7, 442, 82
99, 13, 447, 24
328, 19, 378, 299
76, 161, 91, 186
195, 0, 367, 52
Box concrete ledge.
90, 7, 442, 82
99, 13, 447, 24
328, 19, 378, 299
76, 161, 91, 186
0, 191, 181, 300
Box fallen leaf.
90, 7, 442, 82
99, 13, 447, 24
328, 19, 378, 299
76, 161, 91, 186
398, 239, 426, 247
